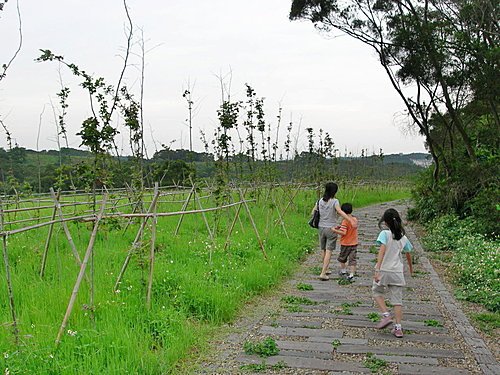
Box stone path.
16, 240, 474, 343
196, 201, 499, 374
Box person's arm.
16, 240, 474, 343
374, 244, 386, 283
311, 201, 319, 215
332, 225, 346, 236
335, 204, 355, 225
406, 253, 413, 275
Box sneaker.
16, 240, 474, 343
319, 274, 329, 281
392, 327, 403, 338
376, 315, 393, 329
326, 270, 332, 275
339, 271, 347, 277
347, 275, 354, 282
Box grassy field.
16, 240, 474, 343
0, 183, 410, 374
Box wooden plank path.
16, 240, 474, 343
196, 201, 499, 374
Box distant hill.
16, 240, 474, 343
0, 147, 430, 193
381, 153, 432, 167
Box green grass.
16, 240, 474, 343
296, 283, 314, 291
423, 319, 443, 327
367, 312, 381, 322
243, 337, 279, 357
472, 312, 500, 334
363, 353, 387, 373
0, 183, 410, 373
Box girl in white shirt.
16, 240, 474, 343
372, 208, 413, 338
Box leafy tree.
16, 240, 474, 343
290, 0, 499, 234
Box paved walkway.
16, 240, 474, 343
197, 201, 499, 374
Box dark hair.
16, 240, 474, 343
382, 208, 405, 240
341, 202, 353, 214
322, 182, 338, 202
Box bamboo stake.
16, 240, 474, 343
50, 188, 82, 266
271, 193, 289, 239
275, 182, 302, 224
223, 199, 243, 251
174, 186, 195, 235
146, 183, 159, 309
40, 191, 60, 278
1, 235, 19, 345
114, 189, 161, 291
1, 199, 19, 345
238, 189, 267, 260
190, 178, 213, 241
55, 193, 108, 346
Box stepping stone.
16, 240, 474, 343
237, 354, 372, 373
272, 320, 322, 328
366, 331, 455, 344
260, 326, 343, 338
397, 364, 471, 374
307, 337, 368, 345
376, 355, 439, 365
275, 340, 335, 353
336, 345, 464, 359
342, 319, 447, 333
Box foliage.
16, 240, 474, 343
296, 283, 314, 291
243, 337, 279, 357
422, 214, 500, 312
363, 353, 388, 373
423, 319, 443, 327
367, 313, 381, 323
472, 312, 500, 334
290, 0, 499, 240
331, 339, 341, 349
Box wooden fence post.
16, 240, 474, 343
146, 183, 159, 309
40, 191, 60, 278
49, 188, 82, 266
114, 188, 162, 291
1, 197, 19, 345
55, 193, 108, 346
174, 186, 195, 235
238, 188, 267, 260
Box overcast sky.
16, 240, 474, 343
0, 0, 426, 156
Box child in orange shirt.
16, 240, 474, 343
332, 203, 358, 281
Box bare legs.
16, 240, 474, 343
320, 250, 332, 279
374, 296, 402, 324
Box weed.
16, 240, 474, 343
423, 319, 443, 327
243, 337, 279, 357
281, 295, 317, 306
337, 277, 352, 285
331, 339, 341, 349
285, 305, 303, 313
296, 283, 314, 291
367, 313, 381, 322
369, 246, 378, 254
240, 362, 267, 372
363, 353, 387, 373
271, 360, 287, 369
310, 266, 322, 274
472, 312, 500, 334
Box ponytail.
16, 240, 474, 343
382, 208, 405, 240
323, 182, 338, 202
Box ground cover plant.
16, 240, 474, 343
0, 183, 409, 374
422, 214, 500, 313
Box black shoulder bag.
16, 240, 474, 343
308, 199, 320, 228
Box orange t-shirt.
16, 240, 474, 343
339, 217, 358, 246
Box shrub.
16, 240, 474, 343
422, 215, 500, 312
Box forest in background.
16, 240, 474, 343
0, 146, 427, 194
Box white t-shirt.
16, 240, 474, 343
376, 230, 413, 273
318, 198, 340, 228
